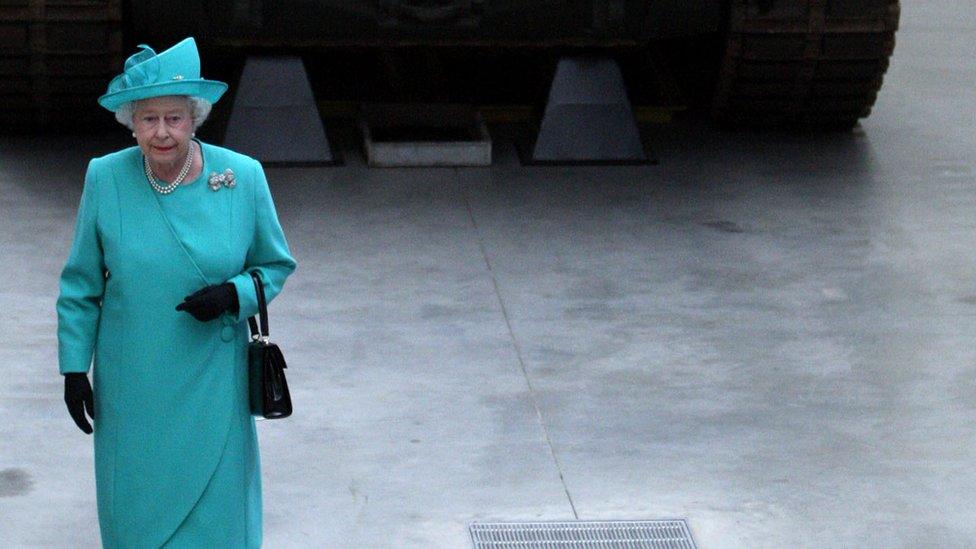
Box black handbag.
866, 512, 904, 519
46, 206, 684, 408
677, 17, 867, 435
247, 270, 293, 419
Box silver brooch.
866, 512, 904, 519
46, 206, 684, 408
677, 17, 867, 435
208, 169, 236, 191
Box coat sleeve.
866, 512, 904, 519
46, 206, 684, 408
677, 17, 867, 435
56, 160, 106, 375
226, 159, 297, 323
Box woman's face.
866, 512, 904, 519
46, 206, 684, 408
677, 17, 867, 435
131, 96, 193, 168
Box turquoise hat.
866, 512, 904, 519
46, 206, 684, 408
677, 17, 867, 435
98, 37, 228, 112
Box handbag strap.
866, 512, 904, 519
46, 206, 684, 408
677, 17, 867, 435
246, 270, 270, 340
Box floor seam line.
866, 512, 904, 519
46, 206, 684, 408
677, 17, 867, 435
458, 177, 580, 520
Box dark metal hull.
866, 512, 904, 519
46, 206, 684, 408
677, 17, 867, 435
129, 1, 722, 48
1, 1, 899, 132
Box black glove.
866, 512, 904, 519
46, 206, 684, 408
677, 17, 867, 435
175, 283, 239, 322
64, 373, 94, 435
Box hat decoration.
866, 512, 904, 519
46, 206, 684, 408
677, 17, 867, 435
98, 37, 228, 112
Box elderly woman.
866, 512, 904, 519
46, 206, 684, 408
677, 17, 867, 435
56, 37, 296, 547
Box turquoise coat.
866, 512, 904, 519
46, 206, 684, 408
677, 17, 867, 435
56, 140, 297, 548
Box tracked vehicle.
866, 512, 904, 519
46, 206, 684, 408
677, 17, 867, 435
1, 1, 899, 131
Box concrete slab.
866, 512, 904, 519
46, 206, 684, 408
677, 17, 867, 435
2, 1, 975, 547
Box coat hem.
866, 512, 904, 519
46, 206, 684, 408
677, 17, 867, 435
155, 415, 234, 548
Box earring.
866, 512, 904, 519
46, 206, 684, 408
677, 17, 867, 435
191, 132, 196, 137
132, 132, 136, 137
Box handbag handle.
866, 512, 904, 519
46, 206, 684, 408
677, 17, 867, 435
246, 270, 270, 341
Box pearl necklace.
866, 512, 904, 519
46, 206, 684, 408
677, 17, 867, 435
145, 140, 196, 194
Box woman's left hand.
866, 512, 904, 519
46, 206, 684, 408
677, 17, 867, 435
176, 283, 239, 322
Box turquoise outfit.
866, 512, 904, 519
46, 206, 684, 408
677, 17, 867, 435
56, 140, 297, 547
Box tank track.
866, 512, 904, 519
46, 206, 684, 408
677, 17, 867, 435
0, 1, 122, 130
711, 0, 900, 130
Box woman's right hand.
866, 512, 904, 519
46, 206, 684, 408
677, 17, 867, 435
64, 373, 95, 434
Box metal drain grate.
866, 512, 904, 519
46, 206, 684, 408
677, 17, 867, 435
469, 520, 696, 549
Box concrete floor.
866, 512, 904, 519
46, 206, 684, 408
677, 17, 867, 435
2, 2, 975, 547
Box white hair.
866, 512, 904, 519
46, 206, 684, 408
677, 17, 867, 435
115, 96, 212, 130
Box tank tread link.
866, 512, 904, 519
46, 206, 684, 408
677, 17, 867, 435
0, 0, 122, 129
712, 0, 900, 130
